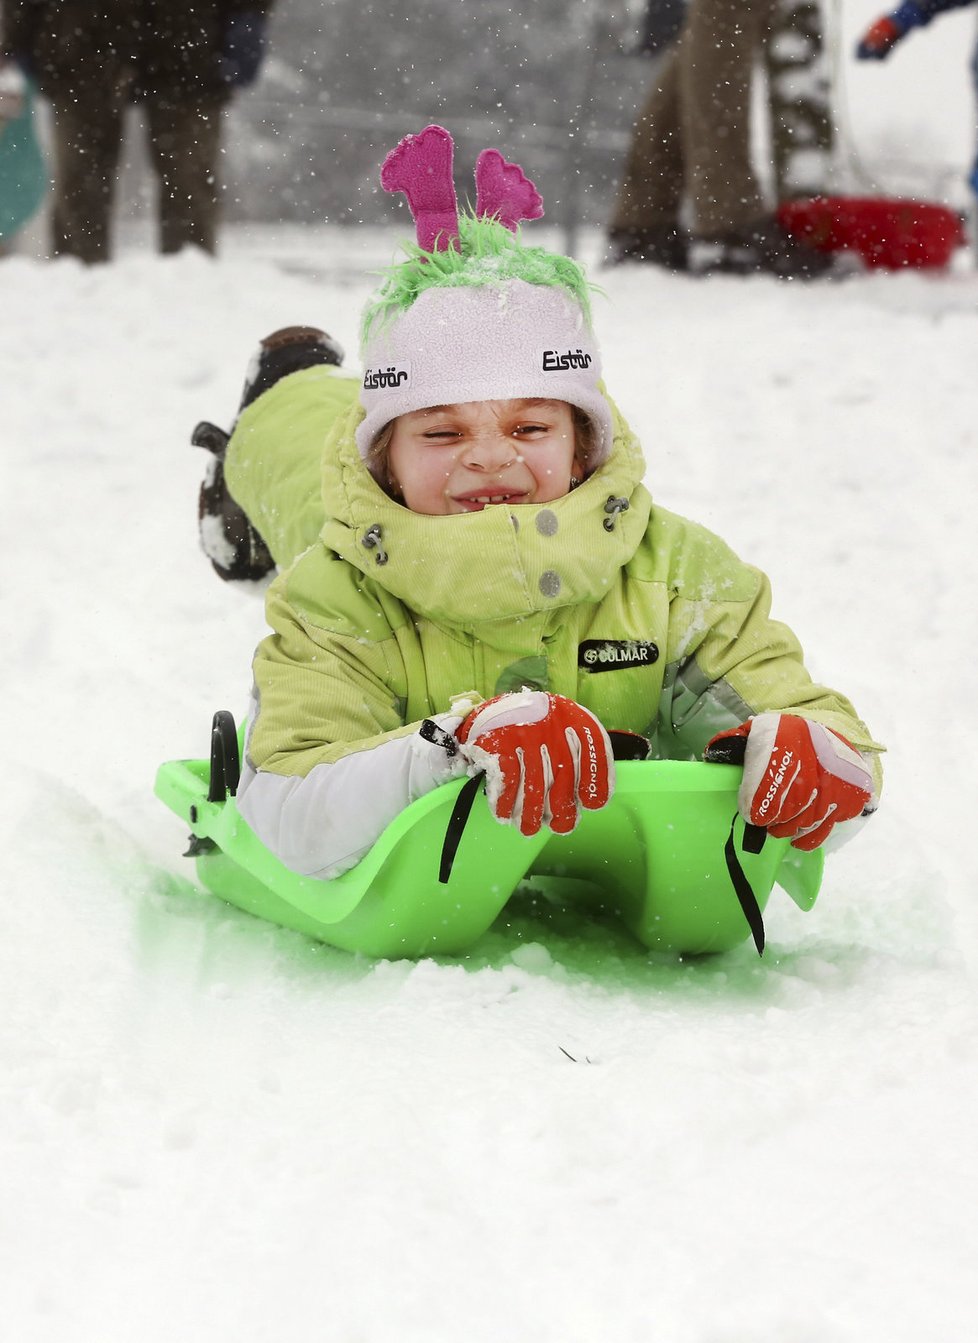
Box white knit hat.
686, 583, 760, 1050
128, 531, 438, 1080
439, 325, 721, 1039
357, 278, 611, 466
356, 126, 613, 473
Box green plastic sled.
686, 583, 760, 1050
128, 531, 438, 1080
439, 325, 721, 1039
154, 714, 823, 958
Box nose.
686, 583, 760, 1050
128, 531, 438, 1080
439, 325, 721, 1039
461, 429, 519, 473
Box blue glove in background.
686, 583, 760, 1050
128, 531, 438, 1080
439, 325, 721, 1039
889, 0, 929, 26
855, 16, 906, 59
219, 10, 268, 89
854, 2, 931, 60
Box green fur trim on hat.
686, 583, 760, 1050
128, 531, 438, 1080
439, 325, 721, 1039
360, 213, 597, 348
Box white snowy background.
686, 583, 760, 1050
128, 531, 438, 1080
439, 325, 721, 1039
3, 5, 978, 1340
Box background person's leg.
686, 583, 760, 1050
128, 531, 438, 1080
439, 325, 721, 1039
49, 95, 124, 262
145, 97, 221, 254
607, 46, 688, 266
678, 0, 776, 240
680, 0, 834, 275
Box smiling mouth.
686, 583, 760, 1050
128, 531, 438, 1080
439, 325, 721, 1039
453, 491, 528, 511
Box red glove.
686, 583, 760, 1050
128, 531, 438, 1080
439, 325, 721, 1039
705, 713, 875, 851
456, 691, 613, 837
855, 15, 906, 59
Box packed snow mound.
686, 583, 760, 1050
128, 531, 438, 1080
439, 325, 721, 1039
3, 227, 977, 1341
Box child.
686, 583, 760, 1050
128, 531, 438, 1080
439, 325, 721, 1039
199, 125, 882, 881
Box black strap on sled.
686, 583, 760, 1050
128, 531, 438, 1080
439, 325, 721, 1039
725, 816, 767, 955
417, 718, 484, 885
438, 772, 486, 884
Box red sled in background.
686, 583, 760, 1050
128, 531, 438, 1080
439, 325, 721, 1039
778, 195, 966, 270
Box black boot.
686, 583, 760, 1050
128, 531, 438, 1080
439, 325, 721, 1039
196, 425, 276, 583
237, 325, 345, 412
195, 326, 344, 583
688, 217, 838, 279
605, 224, 689, 272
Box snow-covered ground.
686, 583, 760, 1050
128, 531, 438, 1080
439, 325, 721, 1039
4, 11, 978, 1337
4, 227, 976, 1343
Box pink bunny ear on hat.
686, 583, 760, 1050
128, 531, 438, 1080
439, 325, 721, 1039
474, 149, 544, 231
380, 124, 460, 253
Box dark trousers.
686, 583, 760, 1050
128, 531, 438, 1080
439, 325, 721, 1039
611, 0, 832, 240
50, 91, 223, 262
611, 0, 777, 240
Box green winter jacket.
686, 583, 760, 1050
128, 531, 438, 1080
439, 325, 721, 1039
228, 366, 883, 851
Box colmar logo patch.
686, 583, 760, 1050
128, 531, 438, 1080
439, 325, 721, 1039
578, 640, 659, 672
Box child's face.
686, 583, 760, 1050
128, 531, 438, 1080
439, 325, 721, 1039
386, 398, 582, 516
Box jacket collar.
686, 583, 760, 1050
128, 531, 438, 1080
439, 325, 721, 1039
319, 392, 652, 628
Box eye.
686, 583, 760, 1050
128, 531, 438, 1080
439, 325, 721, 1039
422, 428, 461, 441
513, 422, 549, 438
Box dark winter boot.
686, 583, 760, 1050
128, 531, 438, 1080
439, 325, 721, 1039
605, 224, 689, 272
688, 217, 838, 279
195, 325, 344, 583
237, 324, 345, 412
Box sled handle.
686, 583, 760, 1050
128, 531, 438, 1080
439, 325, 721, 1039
207, 709, 240, 802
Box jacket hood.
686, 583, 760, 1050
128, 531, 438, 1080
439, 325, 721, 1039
319, 389, 652, 627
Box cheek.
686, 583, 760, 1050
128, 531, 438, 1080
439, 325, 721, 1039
544, 440, 576, 474
393, 449, 457, 505
531, 444, 577, 499
419, 455, 455, 488
391, 443, 447, 482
